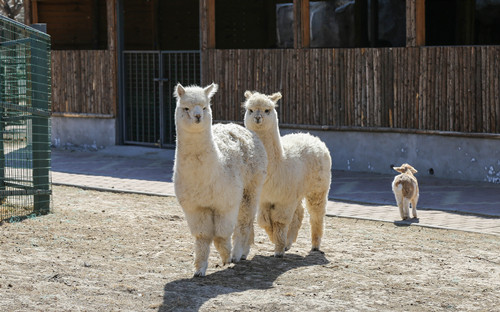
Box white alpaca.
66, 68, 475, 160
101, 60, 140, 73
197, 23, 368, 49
173, 83, 267, 276
243, 91, 332, 257
392, 163, 419, 220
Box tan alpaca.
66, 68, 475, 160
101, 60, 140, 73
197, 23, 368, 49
243, 91, 332, 257
392, 164, 419, 220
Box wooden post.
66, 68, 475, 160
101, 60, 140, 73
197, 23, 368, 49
24, 0, 33, 24
200, 0, 215, 50
107, 0, 117, 117
407, 0, 425, 47
293, 0, 310, 49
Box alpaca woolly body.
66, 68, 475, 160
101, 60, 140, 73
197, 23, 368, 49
173, 83, 267, 276
392, 163, 419, 220
243, 91, 332, 257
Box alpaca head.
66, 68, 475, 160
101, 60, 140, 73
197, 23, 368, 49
243, 91, 282, 132
173, 83, 218, 133
393, 163, 418, 175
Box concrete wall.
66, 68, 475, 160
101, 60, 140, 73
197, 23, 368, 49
51, 116, 116, 148
50, 116, 500, 183
281, 128, 500, 184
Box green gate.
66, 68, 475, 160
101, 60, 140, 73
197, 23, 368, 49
0, 16, 52, 221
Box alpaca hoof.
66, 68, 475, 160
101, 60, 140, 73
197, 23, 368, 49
193, 271, 206, 277
240, 254, 247, 260
311, 247, 324, 254
231, 257, 240, 263
274, 252, 284, 258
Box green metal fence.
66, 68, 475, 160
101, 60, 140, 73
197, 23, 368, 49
0, 15, 51, 221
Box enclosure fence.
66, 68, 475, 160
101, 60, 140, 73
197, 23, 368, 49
0, 15, 51, 221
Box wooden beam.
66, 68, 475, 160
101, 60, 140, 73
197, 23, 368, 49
106, 0, 116, 51
293, 0, 310, 49
407, 0, 425, 47
31, 0, 38, 24
415, 0, 425, 46
200, 0, 215, 50
24, 0, 33, 25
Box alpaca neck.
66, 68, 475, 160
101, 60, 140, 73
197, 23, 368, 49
175, 125, 219, 162
259, 124, 284, 162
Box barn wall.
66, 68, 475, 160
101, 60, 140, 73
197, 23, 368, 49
203, 46, 500, 134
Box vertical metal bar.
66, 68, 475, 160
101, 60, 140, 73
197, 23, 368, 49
153, 53, 158, 144
159, 51, 165, 147
127, 53, 133, 142
170, 52, 175, 144
134, 53, 139, 141
141, 53, 145, 142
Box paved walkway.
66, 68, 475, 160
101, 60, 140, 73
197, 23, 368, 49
51, 146, 500, 236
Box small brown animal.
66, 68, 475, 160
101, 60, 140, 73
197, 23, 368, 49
391, 164, 419, 220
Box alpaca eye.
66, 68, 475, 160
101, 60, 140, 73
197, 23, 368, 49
184, 107, 189, 112
249, 109, 254, 113
203, 107, 207, 111
265, 109, 270, 114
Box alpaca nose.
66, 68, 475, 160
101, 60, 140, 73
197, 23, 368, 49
194, 114, 201, 123
255, 116, 262, 124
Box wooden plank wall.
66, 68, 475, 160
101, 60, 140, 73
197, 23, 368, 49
51, 50, 116, 116
203, 46, 500, 134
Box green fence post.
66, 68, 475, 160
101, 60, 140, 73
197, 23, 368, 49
0, 57, 5, 207
30, 27, 51, 215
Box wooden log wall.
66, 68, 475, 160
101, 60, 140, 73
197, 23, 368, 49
203, 46, 500, 134
51, 50, 116, 116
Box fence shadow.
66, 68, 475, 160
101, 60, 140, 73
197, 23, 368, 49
158, 251, 329, 311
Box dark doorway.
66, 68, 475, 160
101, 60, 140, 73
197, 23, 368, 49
119, 0, 200, 147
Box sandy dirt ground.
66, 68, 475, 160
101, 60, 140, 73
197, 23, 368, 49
1, 185, 499, 312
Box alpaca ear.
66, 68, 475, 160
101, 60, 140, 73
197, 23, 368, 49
269, 92, 282, 103
410, 167, 418, 174
204, 83, 218, 99
244, 90, 253, 99
393, 166, 403, 173
174, 83, 185, 99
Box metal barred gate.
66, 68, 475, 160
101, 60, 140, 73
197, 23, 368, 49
122, 50, 200, 147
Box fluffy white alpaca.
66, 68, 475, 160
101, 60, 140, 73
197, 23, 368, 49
392, 163, 419, 220
173, 83, 267, 276
243, 91, 332, 257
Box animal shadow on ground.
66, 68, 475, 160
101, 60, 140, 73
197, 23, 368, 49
393, 217, 420, 227
159, 251, 329, 311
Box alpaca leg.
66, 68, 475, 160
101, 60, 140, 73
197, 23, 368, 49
213, 211, 237, 266
394, 194, 405, 220
257, 203, 274, 243
286, 201, 304, 251
185, 209, 215, 277
194, 235, 212, 277
403, 198, 410, 220
272, 221, 289, 258
411, 194, 419, 218
213, 236, 232, 266
306, 192, 327, 252
232, 190, 258, 262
